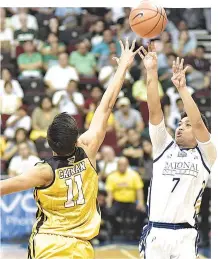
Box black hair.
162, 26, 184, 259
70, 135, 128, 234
47, 112, 79, 156
181, 112, 210, 131
166, 52, 177, 59
39, 95, 53, 109
196, 45, 206, 51
15, 128, 28, 142
176, 98, 182, 104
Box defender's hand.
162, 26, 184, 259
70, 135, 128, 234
171, 57, 189, 89
113, 38, 143, 69
138, 42, 157, 71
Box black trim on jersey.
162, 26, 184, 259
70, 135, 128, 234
196, 146, 210, 174
147, 177, 153, 219
32, 238, 36, 257
179, 146, 197, 151
153, 141, 174, 163
87, 156, 97, 172
35, 168, 56, 190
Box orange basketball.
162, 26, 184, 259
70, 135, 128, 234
129, 0, 168, 38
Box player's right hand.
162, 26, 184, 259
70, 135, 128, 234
138, 41, 158, 71
113, 38, 144, 69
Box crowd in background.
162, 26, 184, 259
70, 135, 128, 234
0, 7, 211, 246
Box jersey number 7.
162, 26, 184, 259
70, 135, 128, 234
65, 175, 85, 208
171, 178, 180, 192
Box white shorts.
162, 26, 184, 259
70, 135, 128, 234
139, 224, 199, 259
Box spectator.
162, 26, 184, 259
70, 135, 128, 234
85, 20, 105, 47
157, 42, 174, 69
184, 45, 210, 73
104, 9, 115, 29
173, 29, 197, 57
83, 86, 103, 114
4, 106, 31, 139
69, 41, 97, 77
30, 96, 59, 141
99, 53, 132, 90
158, 52, 177, 92
0, 82, 22, 115
52, 79, 84, 116
97, 41, 118, 70
0, 68, 24, 99
14, 13, 38, 45
3, 128, 37, 161
114, 97, 144, 135
167, 98, 185, 131
98, 146, 119, 179
47, 17, 60, 36
0, 15, 14, 49
132, 67, 164, 102
94, 190, 112, 243
116, 17, 139, 42
41, 33, 66, 70
44, 52, 79, 92
85, 107, 115, 132
55, 8, 82, 28
92, 29, 121, 58
8, 142, 40, 177
11, 8, 38, 31
17, 40, 43, 78
164, 85, 194, 131
106, 157, 145, 237
121, 129, 143, 170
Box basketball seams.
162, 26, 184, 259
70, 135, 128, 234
131, 11, 159, 27
130, 8, 167, 21
158, 6, 165, 33
143, 6, 162, 37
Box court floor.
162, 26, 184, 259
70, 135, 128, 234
0, 243, 209, 259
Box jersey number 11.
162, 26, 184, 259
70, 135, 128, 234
65, 175, 85, 208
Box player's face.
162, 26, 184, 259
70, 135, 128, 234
175, 117, 197, 148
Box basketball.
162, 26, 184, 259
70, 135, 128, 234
129, 0, 168, 38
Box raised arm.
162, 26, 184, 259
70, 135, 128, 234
138, 42, 163, 125
171, 57, 210, 142
78, 39, 142, 163
0, 163, 53, 196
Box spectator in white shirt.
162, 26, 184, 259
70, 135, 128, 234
8, 142, 40, 177
0, 16, 13, 43
98, 53, 132, 90
4, 106, 31, 139
10, 8, 38, 31
44, 52, 79, 93
0, 82, 22, 115
0, 68, 24, 99
52, 80, 84, 116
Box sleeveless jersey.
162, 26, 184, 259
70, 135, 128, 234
31, 147, 101, 240
147, 119, 216, 226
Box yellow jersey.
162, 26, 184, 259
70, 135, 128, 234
31, 147, 101, 241
105, 169, 144, 203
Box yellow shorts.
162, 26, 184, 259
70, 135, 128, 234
28, 233, 94, 259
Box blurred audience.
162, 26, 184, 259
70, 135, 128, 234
17, 40, 43, 78
52, 80, 84, 116
30, 96, 59, 141
8, 142, 40, 177
69, 41, 97, 77
3, 128, 37, 161
44, 52, 79, 92
4, 106, 31, 139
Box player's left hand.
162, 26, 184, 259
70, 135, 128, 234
171, 57, 189, 90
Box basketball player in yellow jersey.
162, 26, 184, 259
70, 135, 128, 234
0, 39, 143, 259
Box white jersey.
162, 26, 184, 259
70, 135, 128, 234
148, 119, 217, 226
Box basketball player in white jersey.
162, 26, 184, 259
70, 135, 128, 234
137, 42, 217, 259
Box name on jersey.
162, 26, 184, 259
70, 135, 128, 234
59, 161, 86, 179
163, 161, 199, 177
